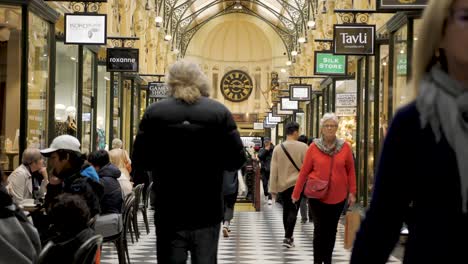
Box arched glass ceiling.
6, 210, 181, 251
156, 0, 317, 58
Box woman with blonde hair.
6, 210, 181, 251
292, 113, 356, 264
351, 0, 468, 263
108, 145, 133, 196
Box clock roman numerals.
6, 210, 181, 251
220, 70, 253, 102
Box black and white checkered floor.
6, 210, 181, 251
101, 202, 402, 264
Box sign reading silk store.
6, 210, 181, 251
334, 25, 376, 55
107, 48, 139, 72
64, 13, 107, 45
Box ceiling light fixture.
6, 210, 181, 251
291, 50, 298, 56
298, 37, 306, 43
280, 68, 287, 73
286, 61, 292, 66
155, 16, 163, 24
307, 20, 316, 28
164, 34, 172, 41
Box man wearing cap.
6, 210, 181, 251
258, 137, 275, 205
41, 135, 103, 218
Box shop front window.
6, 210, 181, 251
81, 48, 96, 154
335, 80, 357, 153
27, 13, 50, 149
0, 5, 22, 171
393, 25, 412, 111
296, 112, 305, 136
140, 89, 147, 119
55, 42, 78, 137
367, 56, 376, 204
96, 65, 109, 150
112, 73, 121, 140
379, 45, 390, 143
132, 83, 139, 146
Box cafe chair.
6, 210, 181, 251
72, 235, 103, 264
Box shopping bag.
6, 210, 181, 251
344, 210, 361, 250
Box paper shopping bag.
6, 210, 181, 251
344, 210, 361, 250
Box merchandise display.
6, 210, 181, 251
337, 116, 356, 151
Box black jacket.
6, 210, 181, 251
223, 170, 239, 196
258, 145, 274, 172
98, 164, 123, 214
132, 97, 245, 231
351, 103, 468, 264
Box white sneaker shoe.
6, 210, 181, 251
268, 199, 273, 205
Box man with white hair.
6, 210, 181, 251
7, 148, 48, 205
133, 60, 245, 264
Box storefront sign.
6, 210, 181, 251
232, 113, 258, 123
148, 82, 169, 99
277, 104, 294, 116
289, 84, 311, 101
378, 0, 428, 10
268, 113, 281, 123
336, 93, 357, 107
336, 107, 357, 117
253, 122, 264, 130
280, 97, 299, 111
107, 48, 139, 72
64, 13, 107, 45
314, 51, 347, 76
334, 25, 375, 55
397, 54, 407, 76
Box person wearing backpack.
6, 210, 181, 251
269, 122, 308, 248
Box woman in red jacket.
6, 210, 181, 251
292, 113, 356, 264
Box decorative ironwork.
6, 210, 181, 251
108, 37, 139, 48
334, 9, 374, 24
69, 2, 102, 13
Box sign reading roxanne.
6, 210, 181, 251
334, 24, 375, 55
107, 48, 139, 72
65, 13, 107, 45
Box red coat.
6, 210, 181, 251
292, 142, 356, 204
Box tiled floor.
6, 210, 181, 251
101, 202, 402, 264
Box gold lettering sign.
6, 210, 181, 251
220, 70, 253, 102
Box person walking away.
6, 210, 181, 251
258, 138, 274, 205
297, 135, 312, 224
7, 148, 48, 205
132, 60, 245, 264
269, 122, 308, 248
108, 149, 133, 196
292, 113, 356, 264
222, 169, 240, 238
0, 168, 41, 264
351, 1, 468, 263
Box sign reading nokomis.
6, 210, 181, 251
65, 14, 107, 45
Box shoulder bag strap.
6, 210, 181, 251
280, 143, 300, 171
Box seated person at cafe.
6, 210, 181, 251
88, 150, 123, 238
7, 148, 48, 205
0, 168, 42, 264
40, 193, 95, 264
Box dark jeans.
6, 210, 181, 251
309, 199, 345, 264
261, 170, 272, 199
299, 197, 314, 221
279, 186, 300, 238
156, 223, 220, 264
223, 193, 237, 223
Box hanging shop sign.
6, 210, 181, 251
232, 113, 258, 123
280, 97, 299, 111
268, 113, 281, 123
148, 82, 169, 99
289, 84, 311, 101
335, 93, 357, 107
377, 0, 428, 10
334, 24, 376, 55
221, 70, 253, 102
336, 107, 357, 117
277, 104, 294, 115
253, 122, 264, 130
397, 54, 407, 76
314, 51, 347, 76
64, 13, 107, 45
106, 48, 139, 72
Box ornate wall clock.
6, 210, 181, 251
220, 70, 253, 102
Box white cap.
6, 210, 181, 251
40, 135, 81, 156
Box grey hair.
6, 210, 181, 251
112, 138, 123, 149
22, 148, 42, 165
166, 60, 210, 104
320, 113, 339, 127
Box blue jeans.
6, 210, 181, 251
156, 223, 221, 264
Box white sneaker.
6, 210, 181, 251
268, 199, 272, 205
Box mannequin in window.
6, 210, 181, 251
65, 106, 77, 136
55, 104, 67, 136
96, 117, 106, 150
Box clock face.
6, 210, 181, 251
220, 70, 253, 102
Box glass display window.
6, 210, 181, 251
0, 5, 22, 171
392, 24, 413, 111
81, 48, 96, 154
96, 65, 109, 150
27, 13, 50, 150
55, 42, 78, 137
367, 56, 376, 204
379, 45, 390, 143
140, 89, 147, 119
335, 80, 357, 152
112, 72, 121, 140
